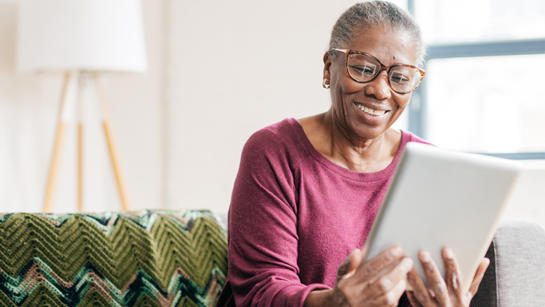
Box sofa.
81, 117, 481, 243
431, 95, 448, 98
0, 210, 543, 306
471, 221, 545, 306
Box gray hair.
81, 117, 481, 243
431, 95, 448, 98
329, 1, 425, 65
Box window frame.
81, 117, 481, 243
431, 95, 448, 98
407, 0, 545, 160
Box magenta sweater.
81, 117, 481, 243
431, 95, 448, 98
220, 118, 426, 306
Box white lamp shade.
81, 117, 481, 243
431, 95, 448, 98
16, 0, 147, 72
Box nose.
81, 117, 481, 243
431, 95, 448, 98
364, 71, 391, 100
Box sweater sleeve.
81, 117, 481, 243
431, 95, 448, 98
227, 130, 329, 307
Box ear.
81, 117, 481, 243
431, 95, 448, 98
323, 51, 332, 82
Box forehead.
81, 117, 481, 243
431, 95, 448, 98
347, 25, 418, 66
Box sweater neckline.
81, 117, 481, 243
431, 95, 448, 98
287, 117, 408, 182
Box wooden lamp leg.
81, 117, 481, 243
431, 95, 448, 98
77, 122, 83, 212
93, 72, 131, 211
43, 72, 72, 213
76, 72, 85, 212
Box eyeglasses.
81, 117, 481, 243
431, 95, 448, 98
330, 48, 425, 94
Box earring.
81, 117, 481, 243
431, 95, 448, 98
322, 78, 330, 89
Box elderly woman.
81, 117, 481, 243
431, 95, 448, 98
218, 2, 489, 306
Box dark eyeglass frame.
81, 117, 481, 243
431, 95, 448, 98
330, 48, 426, 94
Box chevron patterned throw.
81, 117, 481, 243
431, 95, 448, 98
0, 209, 227, 306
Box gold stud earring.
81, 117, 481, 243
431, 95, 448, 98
322, 78, 330, 89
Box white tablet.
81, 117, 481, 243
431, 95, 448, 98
362, 142, 522, 291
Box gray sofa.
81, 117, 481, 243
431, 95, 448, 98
471, 221, 545, 306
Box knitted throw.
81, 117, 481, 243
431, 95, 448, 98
0, 209, 227, 306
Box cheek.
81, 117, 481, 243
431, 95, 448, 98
330, 62, 361, 94
392, 95, 411, 112
330, 77, 361, 108
342, 82, 363, 94
330, 82, 358, 115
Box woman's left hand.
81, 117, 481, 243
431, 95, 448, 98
406, 247, 489, 307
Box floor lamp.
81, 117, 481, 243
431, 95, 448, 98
16, 0, 147, 212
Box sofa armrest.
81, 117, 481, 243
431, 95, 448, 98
472, 221, 545, 307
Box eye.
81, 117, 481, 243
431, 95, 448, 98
350, 64, 376, 76
390, 72, 410, 84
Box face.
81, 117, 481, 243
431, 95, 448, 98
323, 25, 419, 141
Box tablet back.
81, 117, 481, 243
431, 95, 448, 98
363, 142, 522, 291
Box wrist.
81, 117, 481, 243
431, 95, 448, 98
304, 289, 337, 307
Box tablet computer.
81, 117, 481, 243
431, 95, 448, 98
362, 142, 522, 291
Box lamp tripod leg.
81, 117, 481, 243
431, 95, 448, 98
43, 72, 72, 213
102, 121, 130, 211
93, 73, 131, 211
76, 72, 85, 212
77, 122, 83, 212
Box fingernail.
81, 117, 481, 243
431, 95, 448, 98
391, 246, 402, 256
445, 248, 454, 259
401, 258, 414, 271
429, 289, 436, 298
437, 282, 448, 295
452, 274, 459, 289
420, 251, 432, 263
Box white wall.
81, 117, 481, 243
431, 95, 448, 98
0, 0, 164, 212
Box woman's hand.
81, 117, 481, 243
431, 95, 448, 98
406, 247, 490, 307
331, 245, 414, 307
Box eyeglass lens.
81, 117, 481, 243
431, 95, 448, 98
347, 53, 421, 93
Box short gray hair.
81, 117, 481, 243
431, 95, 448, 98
329, 1, 425, 64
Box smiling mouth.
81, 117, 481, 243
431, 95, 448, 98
354, 102, 390, 117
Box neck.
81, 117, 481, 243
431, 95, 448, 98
321, 111, 390, 172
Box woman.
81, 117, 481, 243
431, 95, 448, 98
218, 2, 489, 306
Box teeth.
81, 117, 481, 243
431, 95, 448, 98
356, 103, 388, 116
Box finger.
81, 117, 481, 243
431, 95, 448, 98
357, 245, 405, 281
407, 291, 424, 307
362, 256, 413, 299
469, 258, 490, 295
369, 279, 407, 307
333, 249, 370, 305
419, 250, 448, 304
406, 268, 432, 305
441, 247, 462, 296
336, 248, 363, 283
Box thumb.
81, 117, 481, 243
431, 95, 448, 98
336, 248, 363, 283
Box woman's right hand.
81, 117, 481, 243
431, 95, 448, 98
332, 245, 414, 307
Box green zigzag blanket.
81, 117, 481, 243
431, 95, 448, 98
0, 209, 227, 306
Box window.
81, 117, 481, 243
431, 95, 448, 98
414, 0, 545, 44
407, 0, 545, 159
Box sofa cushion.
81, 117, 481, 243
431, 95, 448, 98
494, 221, 545, 306
0, 209, 228, 306
470, 221, 545, 307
